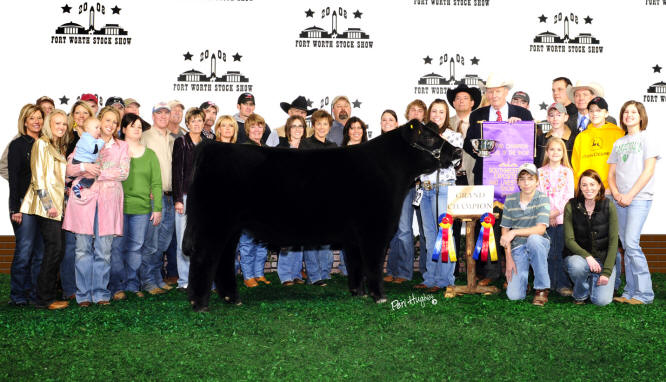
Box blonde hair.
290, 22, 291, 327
541, 137, 572, 169
214, 115, 238, 143
42, 109, 69, 154
68, 100, 94, 132
18, 104, 44, 136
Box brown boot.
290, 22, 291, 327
256, 276, 271, 285
383, 275, 394, 282
532, 289, 549, 306
48, 300, 69, 310
244, 278, 258, 288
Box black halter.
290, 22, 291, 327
411, 139, 446, 164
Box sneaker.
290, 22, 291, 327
557, 287, 573, 297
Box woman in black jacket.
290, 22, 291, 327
564, 169, 618, 306
8, 104, 45, 306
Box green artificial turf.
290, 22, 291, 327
1, 273, 664, 381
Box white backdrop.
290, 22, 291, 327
0, 0, 664, 234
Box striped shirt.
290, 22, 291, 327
500, 190, 550, 250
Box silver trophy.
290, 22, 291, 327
471, 139, 497, 157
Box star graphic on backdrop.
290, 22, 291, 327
539, 102, 548, 111
538, 14, 547, 23
353, 10, 363, 18
584, 16, 593, 24
59, 95, 70, 105
305, 8, 314, 18
352, 99, 362, 108
653, 64, 662, 73
61, 4, 71, 13
111, 5, 121, 14
183, 51, 193, 61
423, 56, 433, 64
470, 56, 480, 65
233, 52, 242, 62
306, 98, 313, 107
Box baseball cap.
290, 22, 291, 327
511, 91, 530, 104
168, 100, 185, 109
200, 101, 218, 111
81, 93, 98, 104
124, 98, 140, 107
547, 102, 567, 114
152, 101, 171, 113
587, 96, 608, 111
237, 93, 255, 105
105, 96, 124, 107
517, 163, 538, 179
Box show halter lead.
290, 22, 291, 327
472, 212, 498, 262
432, 213, 456, 262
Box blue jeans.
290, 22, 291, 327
615, 199, 654, 303
145, 194, 175, 288
566, 255, 616, 306
506, 235, 551, 300
303, 245, 332, 284
74, 207, 113, 303
165, 229, 178, 279
546, 225, 571, 291
60, 230, 77, 298
278, 247, 303, 283
9, 213, 44, 304
238, 231, 268, 280
112, 213, 151, 292
420, 184, 456, 288
386, 190, 415, 280
174, 195, 189, 288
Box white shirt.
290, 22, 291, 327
489, 103, 509, 122
420, 129, 464, 183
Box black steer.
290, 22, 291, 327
183, 121, 460, 311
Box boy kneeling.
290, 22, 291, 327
499, 163, 552, 306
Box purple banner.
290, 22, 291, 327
481, 121, 535, 204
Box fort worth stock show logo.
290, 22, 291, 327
295, 6, 374, 49
412, 0, 490, 6
173, 49, 253, 93
529, 11, 603, 54
414, 53, 484, 96
50, 2, 132, 45
644, 63, 666, 104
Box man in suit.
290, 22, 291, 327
565, 81, 616, 133
447, 84, 482, 186
463, 74, 533, 286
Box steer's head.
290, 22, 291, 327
402, 119, 461, 173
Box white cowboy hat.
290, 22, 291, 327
566, 81, 605, 102
483, 73, 514, 90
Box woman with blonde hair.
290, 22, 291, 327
20, 109, 69, 309
214, 115, 238, 143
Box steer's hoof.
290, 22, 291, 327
223, 296, 242, 306
375, 298, 387, 304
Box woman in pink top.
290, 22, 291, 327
62, 106, 129, 306
538, 137, 575, 297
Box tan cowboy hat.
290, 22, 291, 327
566, 81, 605, 101
483, 73, 514, 90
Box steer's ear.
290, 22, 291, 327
400, 119, 424, 143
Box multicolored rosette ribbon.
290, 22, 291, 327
431, 213, 456, 263
472, 212, 498, 262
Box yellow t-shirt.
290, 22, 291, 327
571, 122, 625, 189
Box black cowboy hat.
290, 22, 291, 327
446, 84, 482, 111
280, 96, 316, 115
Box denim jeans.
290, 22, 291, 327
546, 225, 571, 291
174, 195, 189, 288
60, 230, 77, 298
506, 235, 551, 300
238, 231, 268, 280
420, 184, 456, 288
303, 245, 332, 284
74, 207, 113, 303
278, 247, 303, 283
9, 213, 44, 304
112, 213, 152, 292
566, 255, 616, 306
165, 229, 178, 279
614, 199, 654, 303
145, 194, 175, 288
35, 217, 64, 307
386, 189, 415, 280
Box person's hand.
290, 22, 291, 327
47, 207, 58, 218
175, 202, 184, 215
616, 193, 633, 207
505, 258, 516, 283
549, 217, 558, 227
507, 117, 522, 123
499, 230, 515, 248
586, 256, 601, 273
82, 163, 101, 177
11, 213, 22, 224
597, 275, 609, 286
150, 211, 162, 226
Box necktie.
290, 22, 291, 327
579, 115, 589, 130
496, 110, 502, 121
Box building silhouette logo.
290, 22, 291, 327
295, 7, 374, 49
529, 12, 603, 54
644, 63, 666, 103
414, 52, 484, 96
412, 0, 491, 7
51, 3, 131, 45
173, 49, 253, 93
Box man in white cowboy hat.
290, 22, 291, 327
565, 81, 616, 132
463, 74, 534, 286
